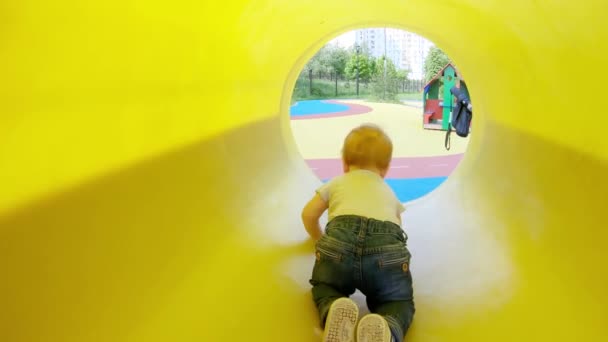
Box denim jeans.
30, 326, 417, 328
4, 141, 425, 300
310, 215, 415, 342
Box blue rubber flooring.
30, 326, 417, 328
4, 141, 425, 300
321, 177, 447, 203
290, 100, 350, 116
385, 177, 447, 202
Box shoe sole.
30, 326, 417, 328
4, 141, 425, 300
322, 297, 359, 342
356, 314, 392, 342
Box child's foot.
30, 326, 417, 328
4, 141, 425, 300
356, 314, 393, 342
322, 297, 359, 342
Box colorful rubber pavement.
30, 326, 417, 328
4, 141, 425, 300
290, 100, 373, 119
289, 99, 470, 202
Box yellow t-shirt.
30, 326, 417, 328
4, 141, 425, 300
316, 169, 405, 225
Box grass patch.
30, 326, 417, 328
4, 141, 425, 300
292, 77, 423, 105
398, 92, 424, 101
292, 78, 373, 102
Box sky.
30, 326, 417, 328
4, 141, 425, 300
328, 31, 356, 48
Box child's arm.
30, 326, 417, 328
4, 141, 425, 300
396, 202, 406, 225
301, 194, 328, 240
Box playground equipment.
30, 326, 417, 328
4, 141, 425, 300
422, 63, 470, 131
444, 85, 473, 150
0, 1, 607, 342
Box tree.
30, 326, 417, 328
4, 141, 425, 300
327, 47, 349, 96
368, 57, 378, 80
345, 53, 374, 84
372, 56, 400, 101
306, 46, 331, 77
396, 69, 409, 92
299, 45, 337, 96
424, 46, 451, 82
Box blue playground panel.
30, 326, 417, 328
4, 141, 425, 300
321, 177, 447, 203
290, 100, 350, 116
385, 177, 447, 202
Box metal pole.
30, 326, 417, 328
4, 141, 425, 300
356, 45, 360, 97
309, 68, 313, 96
383, 28, 387, 100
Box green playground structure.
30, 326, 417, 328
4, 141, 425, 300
422, 63, 470, 131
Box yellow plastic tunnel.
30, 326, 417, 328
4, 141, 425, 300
1, 0, 607, 341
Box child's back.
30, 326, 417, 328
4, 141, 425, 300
318, 169, 404, 226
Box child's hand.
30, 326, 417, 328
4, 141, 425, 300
302, 194, 328, 240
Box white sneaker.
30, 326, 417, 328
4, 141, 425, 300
322, 297, 359, 342
356, 314, 392, 342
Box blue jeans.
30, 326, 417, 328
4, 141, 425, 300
310, 215, 415, 342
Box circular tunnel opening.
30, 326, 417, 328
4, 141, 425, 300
287, 28, 472, 204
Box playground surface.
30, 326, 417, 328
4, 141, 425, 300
290, 99, 470, 202
290, 100, 373, 119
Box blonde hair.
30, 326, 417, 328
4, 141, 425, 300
342, 124, 393, 170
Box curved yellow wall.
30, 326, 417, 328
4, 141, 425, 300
1, 0, 606, 341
